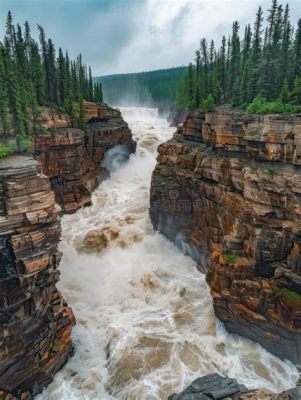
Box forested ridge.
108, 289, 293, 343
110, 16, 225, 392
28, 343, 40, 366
0, 12, 103, 157
178, 0, 301, 114
95, 67, 187, 106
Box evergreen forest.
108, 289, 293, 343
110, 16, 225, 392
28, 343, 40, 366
178, 0, 301, 114
95, 67, 187, 106
0, 12, 103, 157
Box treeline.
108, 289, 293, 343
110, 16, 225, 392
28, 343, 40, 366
96, 67, 187, 106
178, 0, 301, 114
0, 11, 103, 153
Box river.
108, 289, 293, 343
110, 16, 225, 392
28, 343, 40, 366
38, 107, 298, 400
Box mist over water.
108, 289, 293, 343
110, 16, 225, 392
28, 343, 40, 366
38, 107, 298, 400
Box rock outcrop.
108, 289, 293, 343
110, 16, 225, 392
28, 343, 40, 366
33, 103, 136, 214
0, 156, 75, 399
167, 374, 301, 400
167, 104, 189, 127
150, 109, 301, 363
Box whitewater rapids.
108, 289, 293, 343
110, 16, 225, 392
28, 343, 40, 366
38, 107, 299, 400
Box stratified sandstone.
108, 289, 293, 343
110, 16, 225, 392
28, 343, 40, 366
33, 103, 136, 214
167, 374, 301, 400
37, 107, 71, 130
150, 109, 301, 363
0, 156, 75, 398
83, 100, 121, 121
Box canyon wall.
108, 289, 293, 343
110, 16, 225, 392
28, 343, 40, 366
0, 102, 136, 398
33, 102, 136, 213
0, 156, 75, 399
150, 109, 301, 363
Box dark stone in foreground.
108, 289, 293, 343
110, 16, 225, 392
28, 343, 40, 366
167, 374, 301, 400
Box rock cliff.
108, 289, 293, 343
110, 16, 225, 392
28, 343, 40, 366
33, 102, 136, 213
0, 156, 75, 399
167, 373, 301, 400
150, 109, 301, 363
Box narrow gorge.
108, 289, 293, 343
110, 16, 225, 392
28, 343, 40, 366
0, 107, 295, 400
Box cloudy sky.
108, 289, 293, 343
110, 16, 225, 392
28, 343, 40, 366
0, 0, 300, 77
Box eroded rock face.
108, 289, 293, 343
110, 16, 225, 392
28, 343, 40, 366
167, 373, 301, 400
167, 104, 188, 127
33, 104, 136, 214
0, 156, 75, 398
150, 110, 301, 363
83, 100, 121, 121
37, 107, 71, 130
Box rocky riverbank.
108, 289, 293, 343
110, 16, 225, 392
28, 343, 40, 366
168, 374, 301, 399
150, 109, 301, 363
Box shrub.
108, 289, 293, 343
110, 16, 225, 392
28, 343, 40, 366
265, 165, 274, 174
0, 143, 15, 159
222, 251, 238, 264
197, 143, 206, 151
272, 286, 301, 308
246, 96, 301, 115
200, 94, 215, 112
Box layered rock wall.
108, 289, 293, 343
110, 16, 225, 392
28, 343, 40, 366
150, 109, 301, 363
33, 103, 136, 213
0, 156, 75, 398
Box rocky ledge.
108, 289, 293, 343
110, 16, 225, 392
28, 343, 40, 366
168, 374, 301, 400
33, 102, 136, 214
0, 156, 75, 399
150, 109, 301, 363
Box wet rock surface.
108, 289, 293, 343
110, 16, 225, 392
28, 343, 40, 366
0, 156, 75, 399
166, 104, 189, 127
33, 102, 136, 214
167, 374, 301, 400
150, 109, 301, 363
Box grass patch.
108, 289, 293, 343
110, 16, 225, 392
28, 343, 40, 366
265, 165, 274, 174
272, 286, 301, 308
0, 137, 33, 159
247, 131, 258, 137
222, 251, 238, 264
197, 143, 206, 151
0, 142, 16, 159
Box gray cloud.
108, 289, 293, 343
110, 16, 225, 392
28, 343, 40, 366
0, 0, 300, 76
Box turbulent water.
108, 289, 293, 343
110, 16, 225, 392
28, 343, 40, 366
38, 107, 299, 400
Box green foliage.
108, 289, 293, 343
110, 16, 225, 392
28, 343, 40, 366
178, 2, 301, 113
95, 67, 187, 106
200, 95, 215, 111
272, 286, 301, 308
197, 143, 206, 151
0, 136, 31, 158
0, 142, 15, 158
222, 251, 238, 264
246, 96, 300, 114
265, 164, 274, 174
0, 11, 100, 158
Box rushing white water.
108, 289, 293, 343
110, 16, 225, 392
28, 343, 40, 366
38, 107, 298, 400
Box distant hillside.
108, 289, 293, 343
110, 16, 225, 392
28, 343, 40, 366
94, 67, 187, 106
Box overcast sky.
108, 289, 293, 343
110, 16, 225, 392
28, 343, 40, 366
0, 0, 300, 77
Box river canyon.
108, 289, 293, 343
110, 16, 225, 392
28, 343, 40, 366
34, 108, 298, 400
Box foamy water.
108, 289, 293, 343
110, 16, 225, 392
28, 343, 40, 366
38, 107, 298, 400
